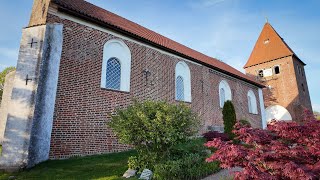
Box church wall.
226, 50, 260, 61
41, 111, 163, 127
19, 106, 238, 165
292, 56, 313, 113
0, 71, 16, 144
46, 13, 263, 159
245, 56, 307, 121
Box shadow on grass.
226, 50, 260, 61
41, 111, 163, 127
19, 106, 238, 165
0, 150, 137, 180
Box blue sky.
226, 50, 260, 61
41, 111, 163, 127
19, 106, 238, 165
0, 0, 319, 111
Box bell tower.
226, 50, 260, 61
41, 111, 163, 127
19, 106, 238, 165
244, 22, 313, 122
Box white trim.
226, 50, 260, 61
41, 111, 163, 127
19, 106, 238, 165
247, 90, 258, 114
258, 88, 267, 129
101, 39, 131, 92
218, 80, 232, 108
265, 105, 292, 123
175, 61, 191, 102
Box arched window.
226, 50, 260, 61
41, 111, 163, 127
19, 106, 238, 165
175, 61, 191, 102
219, 80, 232, 108
106, 58, 121, 90
247, 90, 258, 114
176, 76, 184, 101
274, 66, 280, 74
101, 39, 131, 92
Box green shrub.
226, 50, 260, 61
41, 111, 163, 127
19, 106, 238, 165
153, 153, 220, 180
239, 119, 251, 127
222, 100, 236, 138
109, 101, 200, 171
169, 138, 207, 160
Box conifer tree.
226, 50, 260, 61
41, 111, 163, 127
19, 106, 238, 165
222, 100, 236, 138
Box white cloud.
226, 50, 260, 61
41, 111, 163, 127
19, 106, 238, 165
202, 0, 227, 7
312, 104, 320, 112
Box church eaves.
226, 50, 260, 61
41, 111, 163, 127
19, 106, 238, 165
52, 0, 264, 88
244, 23, 305, 68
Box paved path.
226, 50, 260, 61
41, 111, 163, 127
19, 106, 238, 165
202, 167, 242, 180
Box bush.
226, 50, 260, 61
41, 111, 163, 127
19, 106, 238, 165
169, 138, 208, 160
108, 101, 200, 171
239, 119, 251, 127
205, 116, 320, 179
202, 131, 230, 142
222, 100, 236, 138
154, 153, 220, 180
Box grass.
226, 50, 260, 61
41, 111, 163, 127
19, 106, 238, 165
0, 150, 137, 180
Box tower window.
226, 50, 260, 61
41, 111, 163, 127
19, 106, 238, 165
258, 70, 264, 77
274, 66, 280, 74
302, 83, 305, 92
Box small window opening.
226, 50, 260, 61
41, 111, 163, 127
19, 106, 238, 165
274, 66, 280, 74
302, 83, 305, 92
258, 70, 264, 77
263, 39, 270, 44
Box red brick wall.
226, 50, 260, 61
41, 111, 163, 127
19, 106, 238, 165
245, 56, 313, 121
47, 14, 262, 159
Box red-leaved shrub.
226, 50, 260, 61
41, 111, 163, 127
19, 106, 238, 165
202, 131, 230, 142
205, 116, 320, 179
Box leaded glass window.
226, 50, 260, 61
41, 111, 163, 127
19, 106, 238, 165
106, 57, 121, 90
220, 88, 225, 107
248, 95, 252, 113
176, 76, 184, 101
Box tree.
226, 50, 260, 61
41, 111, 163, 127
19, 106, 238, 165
313, 111, 320, 120
205, 114, 320, 179
0, 66, 15, 102
222, 100, 236, 138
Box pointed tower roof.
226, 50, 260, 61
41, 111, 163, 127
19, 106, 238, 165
244, 23, 304, 68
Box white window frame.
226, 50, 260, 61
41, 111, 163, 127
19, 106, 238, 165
219, 80, 232, 108
101, 39, 132, 92
175, 61, 191, 102
247, 90, 258, 114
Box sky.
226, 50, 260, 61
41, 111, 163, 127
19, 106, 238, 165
0, 0, 319, 111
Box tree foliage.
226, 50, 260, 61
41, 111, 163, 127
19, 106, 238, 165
205, 113, 320, 179
0, 66, 15, 101
222, 100, 236, 138
108, 101, 200, 170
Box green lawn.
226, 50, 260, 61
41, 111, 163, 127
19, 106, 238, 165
0, 150, 137, 180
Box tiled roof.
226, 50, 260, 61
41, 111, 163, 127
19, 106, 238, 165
52, 0, 263, 87
244, 23, 303, 68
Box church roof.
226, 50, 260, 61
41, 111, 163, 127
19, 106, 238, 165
244, 23, 305, 68
52, 0, 264, 87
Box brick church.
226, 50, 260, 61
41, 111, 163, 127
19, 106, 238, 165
0, 0, 312, 171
